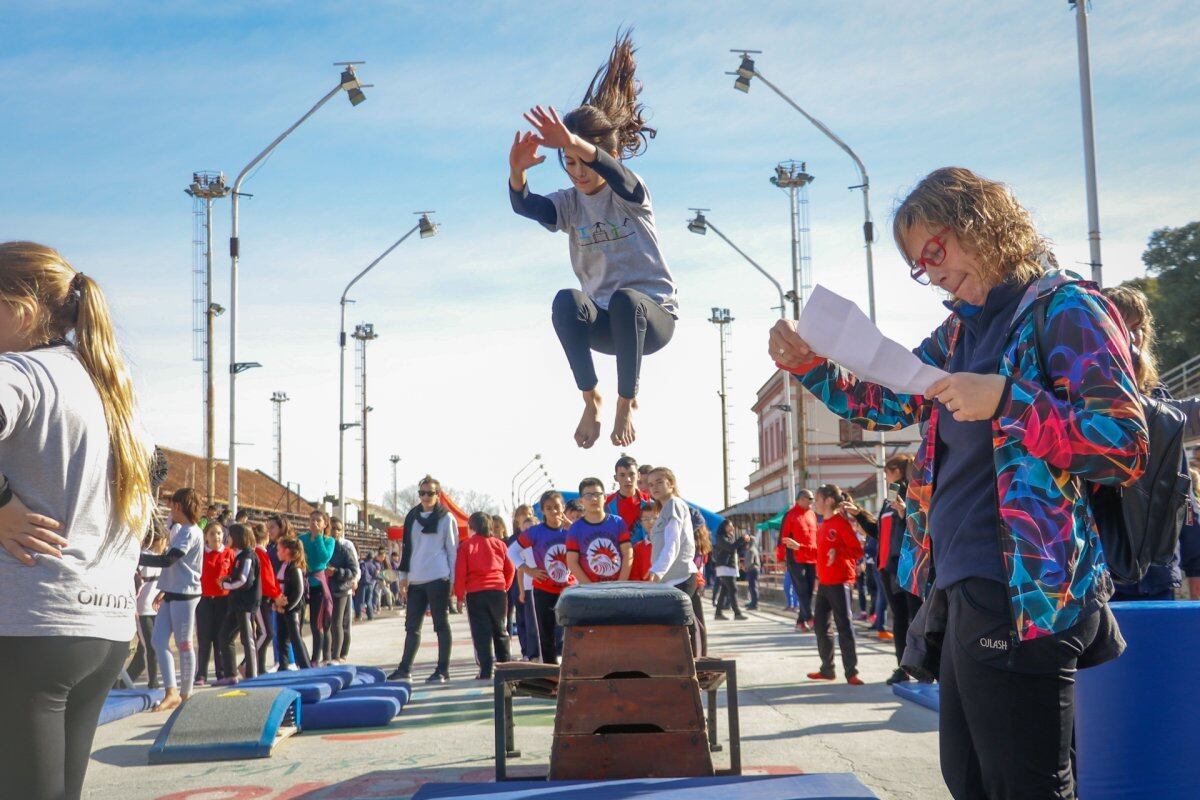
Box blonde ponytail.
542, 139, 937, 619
0, 242, 152, 552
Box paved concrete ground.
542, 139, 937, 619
86, 598, 947, 800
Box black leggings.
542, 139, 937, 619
882, 570, 922, 667
715, 575, 741, 614
813, 582, 858, 677
678, 574, 706, 657
219, 607, 258, 680
278, 609, 311, 669
786, 559, 816, 624
466, 589, 511, 677
331, 594, 353, 660
531, 588, 564, 665
0, 636, 128, 800
306, 590, 328, 664
551, 287, 675, 399
255, 599, 276, 674
125, 614, 158, 687
195, 595, 228, 681
398, 578, 452, 676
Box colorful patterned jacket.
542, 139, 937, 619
790, 270, 1148, 641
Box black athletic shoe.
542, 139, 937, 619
714, 611, 729, 620
886, 668, 911, 686
425, 672, 449, 684
734, 613, 748, 620
387, 669, 411, 682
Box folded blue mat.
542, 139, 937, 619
892, 681, 939, 712
292, 664, 357, 688
412, 774, 880, 799
301, 696, 401, 730
98, 688, 166, 725
242, 673, 342, 697
350, 665, 386, 685
336, 685, 411, 707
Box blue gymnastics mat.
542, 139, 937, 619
891, 681, 939, 712
300, 695, 401, 730
148, 686, 301, 764
98, 688, 166, 725
412, 774, 879, 799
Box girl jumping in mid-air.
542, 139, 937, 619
509, 30, 677, 448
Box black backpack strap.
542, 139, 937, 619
1029, 294, 1053, 392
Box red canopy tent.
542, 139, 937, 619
386, 490, 472, 542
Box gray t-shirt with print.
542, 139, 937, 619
0, 346, 141, 641
546, 174, 678, 315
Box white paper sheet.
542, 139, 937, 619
797, 284, 948, 395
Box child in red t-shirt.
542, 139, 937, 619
808, 485, 865, 685
195, 522, 233, 684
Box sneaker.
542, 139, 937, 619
734, 613, 748, 620
876, 630, 895, 641
807, 670, 836, 681
212, 677, 239, 687
425, 672, 449, 685
286, 664, 300, 671
855, 612, 870, 621
886, 668, 911, 686
387, 669, 411, 682
868, 614, 877, 626
474, 672, 492, 681
714, 611, 729, 620
846, 675, 865, 686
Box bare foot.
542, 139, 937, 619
611, 396, 637, 447
575, 391, 603, 449
153, 689, 182, 713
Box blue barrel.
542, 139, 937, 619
1076, 601, 1200, 799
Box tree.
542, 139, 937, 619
383, 483, 500, 516
1140, 221, 1200, 374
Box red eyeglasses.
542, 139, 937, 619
906, 226, 950, 285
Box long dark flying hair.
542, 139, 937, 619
562, 28, 656, 161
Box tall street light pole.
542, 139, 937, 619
353, 323, 378, 532
732, 49, 886, 503
270, 391, 290, 483
185, 171, 229, 508
1070, 1, 1103, 285
708, 308, 734, 509
688, 210, 799, 504
389, 454, 401, 514
228, 62, 369, 514
337, 213, 438, 521
510, 454, 542, 509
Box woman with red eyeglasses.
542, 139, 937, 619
768, 167, 1146, 800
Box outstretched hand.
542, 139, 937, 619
509, 130, 545, 174
523, 105, 575, 150
768, 318, 819, 371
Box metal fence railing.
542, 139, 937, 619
1162, 352, 1200, 400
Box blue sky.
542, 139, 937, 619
2, 1, 1197, 514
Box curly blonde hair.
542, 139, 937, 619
893, 167, 1054, 288
1102, 285, 1159, 390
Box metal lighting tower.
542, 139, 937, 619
337, 213, 438, 521
389, 454, 401, 514
353, 323, 378, 531
270, 391, 290, 483
185, 171, 230, 507
732, 49, 886, 503
709, 308, 734, 509
1070, 1, 1103, 285
688, 211, 798, 503
227, 62, 370, 514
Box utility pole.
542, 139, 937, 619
709, 308, 734, 509
353, 323, 378, 532
770, 161, 813, 487
1070, 0, 1103, 285
389, 454, 400, 514
270, 391, 290, 483
185, 172, 229, 507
